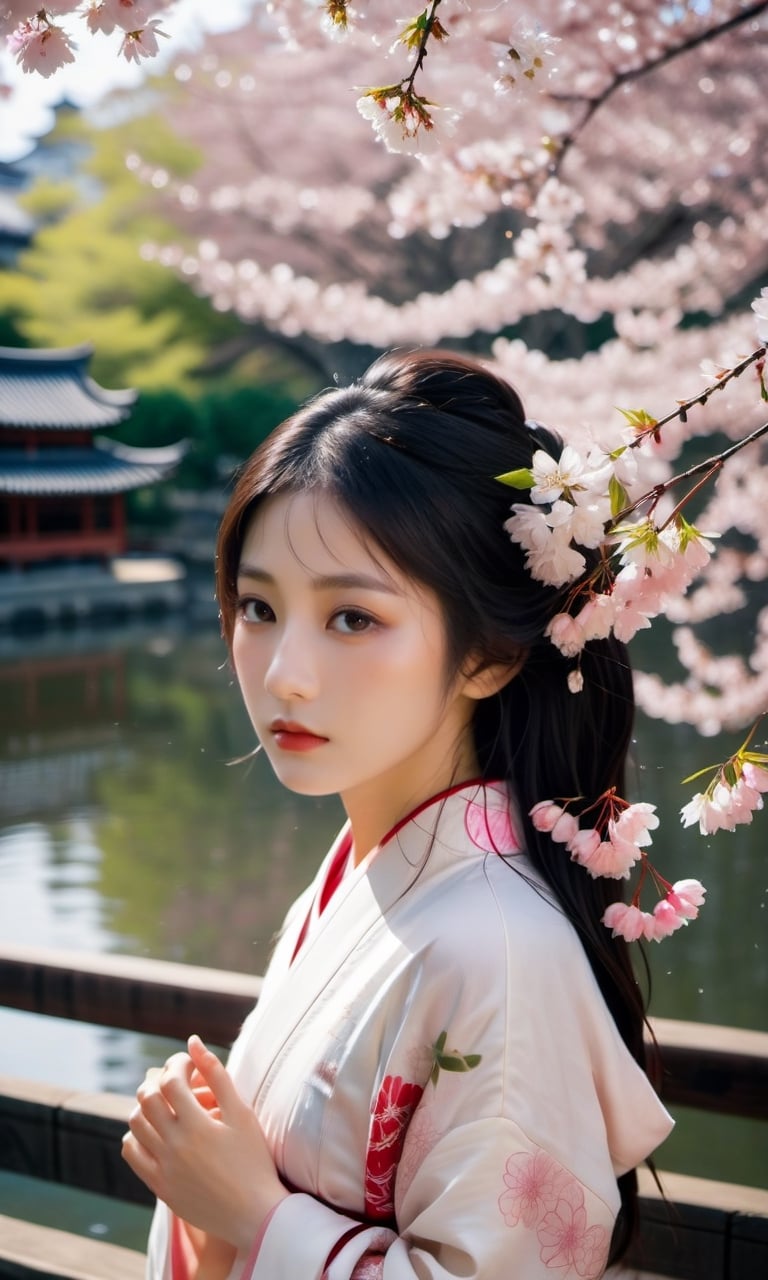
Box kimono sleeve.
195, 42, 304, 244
240, 1115, 615, 1280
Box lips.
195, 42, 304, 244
269, 718, 329, 752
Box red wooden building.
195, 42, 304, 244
0, 344, 184, 568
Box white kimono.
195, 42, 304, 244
147, 780, 673, 1280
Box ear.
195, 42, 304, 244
460, 650, 526, 702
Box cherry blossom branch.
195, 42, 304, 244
626, 345, 767, 449
356, 3, 455, 153
680, 716, 768, 836
531, 796, 706, 942
610, 416, 768, 529
401, 1, 445, 96
551, 1, 768, 172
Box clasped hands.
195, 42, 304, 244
122, 1034, 289, 1253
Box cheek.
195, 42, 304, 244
230, 632, 265, 700
230, 632, 246, 686
359, 644, 449, 729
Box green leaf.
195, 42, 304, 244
495, 467, 534, 489
681, 764, 719, 785
723, 761, 740, 789
462, 1054, 482, 1069
433, 1030, 447, 1054
436, 1054, 469, 1072
608, 474, 629, 517
616, 407, 658, 430
430, 1063, 440, 1087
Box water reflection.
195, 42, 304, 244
0, 621, 766, 1189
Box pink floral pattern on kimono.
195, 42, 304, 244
499, 1150, 610, 1278
364, 1075, 424, 1220
464, 789, 521, 854
396, 1102, 443, 1203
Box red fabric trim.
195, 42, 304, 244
322, 1223, 370, 1273
291, 829, 353, 963
379, 776, 497, 846
291, 778, 504, 964
170, 1214, 190, 1280
240, 1198, 287, 1280
319, 829, 354, 913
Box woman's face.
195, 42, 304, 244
231, 490, 479, 844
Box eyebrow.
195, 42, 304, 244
236, 564, 401, 596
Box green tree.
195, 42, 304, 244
0, 112, 243, 391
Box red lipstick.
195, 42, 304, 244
270, 719, 329, 752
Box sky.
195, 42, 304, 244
0, 0, 257, 162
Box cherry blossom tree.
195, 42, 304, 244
133, 1, 768, 728
1, 2, 174, 74
4, 0, 768, 933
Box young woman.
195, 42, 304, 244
123, 349, 673, 1280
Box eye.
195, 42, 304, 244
238, 597, 275, 624
330, 608, 377, 635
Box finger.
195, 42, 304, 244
121, 1128, 160, 1191
136, 1066, 164, 1103
162, 1051, 196, 1078
187, 1035, 242, 1119
135, 1089, 177, 1139
156, 1052, 203, 1122
192, 1085, 220, 1114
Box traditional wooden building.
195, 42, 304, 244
0, 344, 185, 568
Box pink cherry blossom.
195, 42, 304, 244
8, 18, 76, 77
118, 17, 167, 63
568, 500, 611, 550
680, 791, 725, 835
610, 802, 659, 847
726, 777, 764, 822
567, 668, 584, 694
611, 600, 654, 644
575, 594, 615, 641
602, 902, 652, 942
742, 762, 768, 792
681, 775, 763, 834
679, 530, 717, 574
518, 529, 587, 588
572, 833, 641, 880
529, 446, 587, 504
85, 1, 149, 36
545, 612, 584, 658
646, 899, 687, 942
504, 504, 551, 553
567, 827, 601, 862
546, 497, 607, 553
529, 802, 579, 844
666, 879, 707, 919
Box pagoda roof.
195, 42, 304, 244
0, 438, 187, 496
0, 343, 137, 429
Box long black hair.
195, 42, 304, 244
216, 348, 649, 1261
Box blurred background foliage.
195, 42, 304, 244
0, 103, 322, 496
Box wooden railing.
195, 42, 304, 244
0, 942, 766, 1280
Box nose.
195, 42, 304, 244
263, 622, 319, 702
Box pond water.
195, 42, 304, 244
0, 618, 766, 1248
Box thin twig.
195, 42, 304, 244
629, 346, 767, 449
402, 0, 444, 94
610, 419, 768, 528
552, 1, 768, 171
